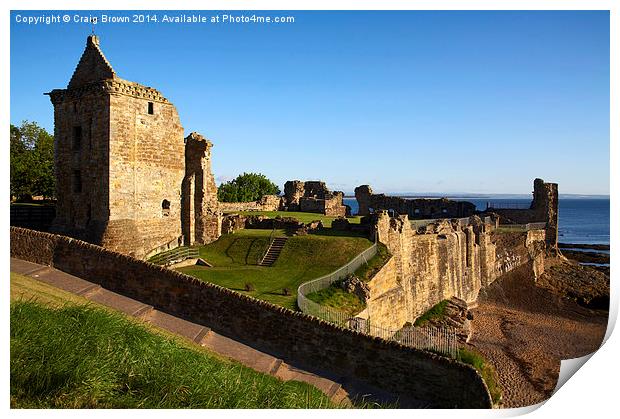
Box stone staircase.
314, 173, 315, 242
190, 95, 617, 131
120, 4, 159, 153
258, 237, 288, 267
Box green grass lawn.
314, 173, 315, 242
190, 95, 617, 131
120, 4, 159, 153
178, 229, 373, 310
229, 210, 362, 227
10, 273, 336, 408
306, 286, 366, 316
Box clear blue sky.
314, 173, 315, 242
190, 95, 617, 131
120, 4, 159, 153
10, 10, 609, 195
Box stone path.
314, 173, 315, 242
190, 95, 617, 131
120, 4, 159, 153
10, 258, 413, 408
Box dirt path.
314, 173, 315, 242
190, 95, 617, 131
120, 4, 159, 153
469, 264, 608, 408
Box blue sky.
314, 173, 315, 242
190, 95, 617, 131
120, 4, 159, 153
10, 10, 609, 195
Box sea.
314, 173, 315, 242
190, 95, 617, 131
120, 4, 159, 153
343, 197, 610, 246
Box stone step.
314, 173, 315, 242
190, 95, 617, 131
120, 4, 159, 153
258, 238, 288, 266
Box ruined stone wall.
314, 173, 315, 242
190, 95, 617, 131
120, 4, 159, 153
322, 193, 347, 217
355, 185, 476, 219
488, 178, 558, 247
11, 227, 492, 408
219, 195, 282, 213
298, 194, 346, 217
182, 133, 220, 246
493, 229, 547, 280
283, 180, 346, 216
365, 213, 546, 331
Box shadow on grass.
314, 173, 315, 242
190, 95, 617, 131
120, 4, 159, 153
309, 228, 369, 239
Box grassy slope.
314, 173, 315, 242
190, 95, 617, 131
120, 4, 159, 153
230, 210, 362, 227
179, 229, 373, 310
306, 243, 391, 314
306, 287, 366, 316
458, 348, 502, 406
413, 300, 450, 327
10, 273, 336, 408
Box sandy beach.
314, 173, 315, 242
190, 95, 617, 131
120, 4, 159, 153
469, 262, 608, 408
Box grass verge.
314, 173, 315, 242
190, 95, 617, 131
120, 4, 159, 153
305, 243, 390, 314
413, 300, 449, 327
458, 348, 502, 406
354, 242, 391, 282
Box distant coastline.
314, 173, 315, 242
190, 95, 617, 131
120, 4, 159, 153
342, 197, 610, 246
343, 193, 610, 199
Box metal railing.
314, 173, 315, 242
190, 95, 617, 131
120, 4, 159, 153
370, 324, 458, 358
486, 202, 531, 210
297, 243, 458, 357
148, 246, 200, 266
496, 222, 547, 231
410, 215, 493, 230
297, 244, 377, 299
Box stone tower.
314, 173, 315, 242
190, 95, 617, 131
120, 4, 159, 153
531, 178, 559, 248
46, 35, 186, 259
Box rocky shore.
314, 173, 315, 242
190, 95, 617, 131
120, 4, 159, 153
558, 243, 610, 275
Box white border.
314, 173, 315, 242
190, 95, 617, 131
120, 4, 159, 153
3, 1, 617, 419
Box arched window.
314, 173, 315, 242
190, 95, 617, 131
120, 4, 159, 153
162, 199, 170, 216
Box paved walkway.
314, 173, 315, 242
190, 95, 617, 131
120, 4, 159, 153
10, 258, 416, 407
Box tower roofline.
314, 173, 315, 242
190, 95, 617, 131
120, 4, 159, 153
67, 35, 117, 90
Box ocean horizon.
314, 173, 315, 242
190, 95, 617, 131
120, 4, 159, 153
343, 197, 610, 246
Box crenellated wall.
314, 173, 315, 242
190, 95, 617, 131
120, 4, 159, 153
366, 213, 546, 331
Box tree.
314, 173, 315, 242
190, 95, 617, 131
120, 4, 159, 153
10, 121, 55, 200
217, 173, 280, 203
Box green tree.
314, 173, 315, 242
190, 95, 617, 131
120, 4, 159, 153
10, 121, 55, 200
217, 172, 280, 203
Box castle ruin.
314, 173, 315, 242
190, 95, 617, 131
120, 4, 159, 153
282, 180, 347, 217
46, 35, 220, 259
354, 185, 476, 219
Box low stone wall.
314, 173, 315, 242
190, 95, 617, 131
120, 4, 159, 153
10, 227, 492, 408
219, 195, 282, 213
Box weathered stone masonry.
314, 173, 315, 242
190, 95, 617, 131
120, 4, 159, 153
182, 132, 221, 246
11, 227, 492, 408
355, 185, 476, 219
365, 213, 546, 332
283, 180, 347, 216
486, 178, 559, 247
46, 36, 220, 259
